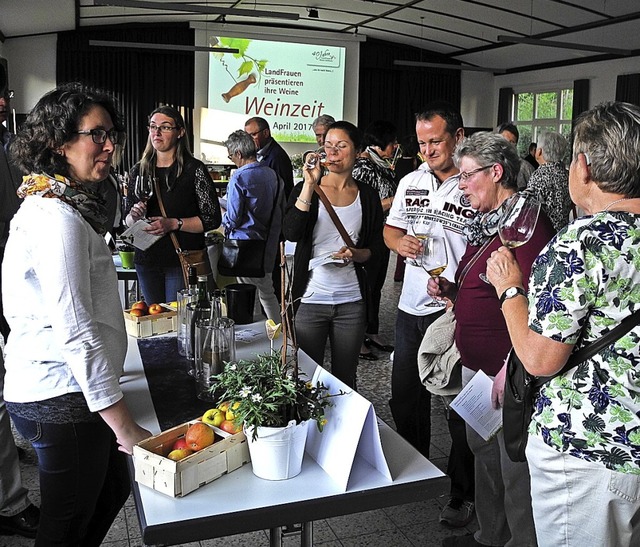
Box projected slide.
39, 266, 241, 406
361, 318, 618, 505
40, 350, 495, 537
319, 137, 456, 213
207, 36, 346, 144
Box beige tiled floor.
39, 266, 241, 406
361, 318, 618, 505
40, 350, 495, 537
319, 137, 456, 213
9, 261, 478, 547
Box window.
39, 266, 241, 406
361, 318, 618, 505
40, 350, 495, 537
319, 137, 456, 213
513, 88, 573, 156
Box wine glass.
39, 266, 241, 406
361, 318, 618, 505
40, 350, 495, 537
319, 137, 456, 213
479, 193, 541, 283
498, 193, 541, 249
304, 148, 327, 170
406, 215, 432, 266
422, 236, 448, 307
134, 174, 155, 204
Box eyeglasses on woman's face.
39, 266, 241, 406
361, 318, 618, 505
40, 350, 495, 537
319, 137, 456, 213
148, 124, 177, 134
74, 128, 124, 145
459, 164, 494, 180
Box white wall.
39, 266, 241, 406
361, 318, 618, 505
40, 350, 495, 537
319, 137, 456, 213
2, 34, 57, 114
461, 55, 640, 128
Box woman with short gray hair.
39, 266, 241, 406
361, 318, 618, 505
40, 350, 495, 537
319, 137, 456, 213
525, 131, 572, 231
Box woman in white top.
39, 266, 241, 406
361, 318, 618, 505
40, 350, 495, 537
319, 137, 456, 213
283, 121, 384, 389
5, 82, 150, 546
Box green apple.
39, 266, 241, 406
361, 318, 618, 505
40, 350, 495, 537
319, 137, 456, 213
202, 408, 225, 427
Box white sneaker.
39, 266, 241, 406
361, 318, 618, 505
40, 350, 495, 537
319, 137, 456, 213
439, 497, 475, 528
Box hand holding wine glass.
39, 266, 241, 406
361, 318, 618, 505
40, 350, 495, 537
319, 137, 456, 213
406, 216, 432, 266
422, 236, 448, 307
132, 174, 155, 221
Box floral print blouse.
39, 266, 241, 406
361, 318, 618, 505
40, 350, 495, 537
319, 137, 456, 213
528, 211, 640, 474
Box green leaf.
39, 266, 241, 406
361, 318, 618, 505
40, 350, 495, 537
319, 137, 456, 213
238, 60, 254, 77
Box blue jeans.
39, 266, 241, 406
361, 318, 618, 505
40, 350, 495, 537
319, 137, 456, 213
390, 309, 444, 458
135, 263, 184, 304
295, 301, 366, 389
10, 415, 130, 547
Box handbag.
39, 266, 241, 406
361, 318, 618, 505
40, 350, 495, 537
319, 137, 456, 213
503, 307, 640, 463
217, 177, 281, 279
154, 177, 212, 287
418, 236, 497, 396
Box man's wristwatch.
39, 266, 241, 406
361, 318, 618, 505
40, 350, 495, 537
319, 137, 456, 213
176, 218, 183, 231
499, 286, 526, 307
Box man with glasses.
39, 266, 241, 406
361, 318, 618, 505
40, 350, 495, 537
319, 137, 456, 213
384, 101, 476, 528
311, 114, 335, 147
244, 117, 294, 199
0, 89, 40, 539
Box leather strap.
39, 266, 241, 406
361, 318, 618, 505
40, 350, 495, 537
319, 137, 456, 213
313, 184, 355, 248
533, 307, 640, 387
153, 176, 183, 253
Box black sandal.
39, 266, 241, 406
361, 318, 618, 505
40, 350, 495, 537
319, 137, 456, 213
364, 336, 394, 353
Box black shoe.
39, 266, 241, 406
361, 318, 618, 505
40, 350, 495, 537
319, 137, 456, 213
359, 351, 379, 361
0, 504, 40, 539
364, 336, 394, 352
16, 446, 26, 461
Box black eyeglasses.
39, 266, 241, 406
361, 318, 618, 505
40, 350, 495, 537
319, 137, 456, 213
75, 128, 124, 145
148, 124, 177, 133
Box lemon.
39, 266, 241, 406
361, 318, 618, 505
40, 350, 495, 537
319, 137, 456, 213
265, 319, 282, 340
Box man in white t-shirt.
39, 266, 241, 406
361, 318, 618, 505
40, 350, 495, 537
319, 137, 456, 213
384, 102, 476, 527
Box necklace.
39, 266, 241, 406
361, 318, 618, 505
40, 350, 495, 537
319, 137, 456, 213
603, 197, 630, 212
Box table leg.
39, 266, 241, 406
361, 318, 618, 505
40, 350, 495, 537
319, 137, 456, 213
269, 522, 313, 546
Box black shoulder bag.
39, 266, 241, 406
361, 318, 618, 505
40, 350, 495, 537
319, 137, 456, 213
504, 308, 640, 462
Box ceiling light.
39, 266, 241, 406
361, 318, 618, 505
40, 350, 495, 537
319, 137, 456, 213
308, 8, 319, 19
497, 35, 631, 56
89, 40, 239, 54
393, 60, 505, 74
94, 0, 299, 21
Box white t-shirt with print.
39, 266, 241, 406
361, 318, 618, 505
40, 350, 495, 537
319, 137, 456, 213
386, 162, 475, 316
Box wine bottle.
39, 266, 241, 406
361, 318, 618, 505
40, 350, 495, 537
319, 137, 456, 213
189, 275, 211, 362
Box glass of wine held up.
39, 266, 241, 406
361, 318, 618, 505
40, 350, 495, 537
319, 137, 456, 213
134, 174, 155, 220
406, 215, 432, 267
422, 236, 448, 307
479, 192, 541, 283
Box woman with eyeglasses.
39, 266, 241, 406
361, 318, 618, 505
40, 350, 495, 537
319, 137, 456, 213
125, 106, 221, 304
4, 82, 151, 545
352, 120, 399, 360
429, 132, 554, 547
283, 121, 384, 389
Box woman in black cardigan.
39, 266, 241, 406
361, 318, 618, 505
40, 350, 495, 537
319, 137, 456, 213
283, 121, 384, 389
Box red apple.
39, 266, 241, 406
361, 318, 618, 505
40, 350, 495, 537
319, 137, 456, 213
148, 303, 164, 315
172, 437, 188, 451
131, 300, 148, 313
219, 420, 242, 435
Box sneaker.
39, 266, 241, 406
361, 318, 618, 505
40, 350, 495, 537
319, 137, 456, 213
439, 497, 475, 528
0, 504, 40, 539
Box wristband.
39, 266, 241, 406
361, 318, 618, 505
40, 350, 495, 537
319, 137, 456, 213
297, 197, 312, 206
176, 218, 183, 231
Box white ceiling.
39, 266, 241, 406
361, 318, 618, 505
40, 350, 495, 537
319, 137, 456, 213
2, 0, 640, 73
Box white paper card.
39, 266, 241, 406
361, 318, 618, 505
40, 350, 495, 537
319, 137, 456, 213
121, 220, 163, 251
450, 369, 502, 441
299, 353, 391, 491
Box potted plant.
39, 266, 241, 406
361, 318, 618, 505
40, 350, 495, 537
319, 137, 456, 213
117, 242, 135, 269
210, 244, 339, 479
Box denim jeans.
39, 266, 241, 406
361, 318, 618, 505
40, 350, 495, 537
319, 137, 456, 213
135, 263, 184, 304
390, 309, 443, 458
295, 301, 366, 389
10, 415, 130, 547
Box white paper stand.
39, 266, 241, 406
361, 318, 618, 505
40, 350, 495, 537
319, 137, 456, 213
299, 354, 392, 491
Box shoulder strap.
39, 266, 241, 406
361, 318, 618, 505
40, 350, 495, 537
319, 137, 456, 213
313, 184, 355, 248
535, 307, 640, 387
153, 175, 182, 253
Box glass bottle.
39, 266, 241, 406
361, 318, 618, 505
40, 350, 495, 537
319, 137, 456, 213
188, 275, 211, 367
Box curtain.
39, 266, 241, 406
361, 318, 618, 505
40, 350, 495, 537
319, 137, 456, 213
572, 79, 590, 130
359, 39, 461, 140
615, 74, 640, 106
497, 87, 514, 126
57, 24, 195, 172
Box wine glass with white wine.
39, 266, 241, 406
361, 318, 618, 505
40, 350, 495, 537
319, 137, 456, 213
422, 236, 448, 307
479, 193, 541, 283
406, 215, 432, 266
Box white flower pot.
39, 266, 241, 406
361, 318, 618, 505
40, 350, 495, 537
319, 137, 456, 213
244, 420, 309, 480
